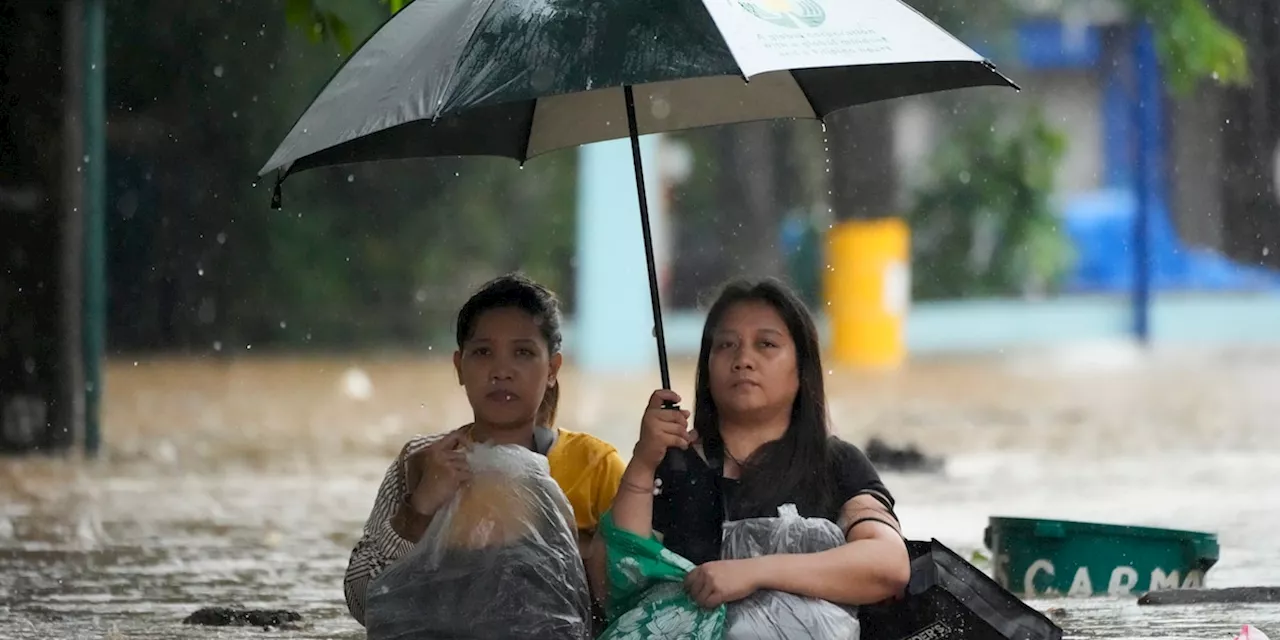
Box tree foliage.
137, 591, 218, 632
907, 105, 1073, 300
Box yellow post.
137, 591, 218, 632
823, 218, 910, 368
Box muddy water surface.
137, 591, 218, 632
2, 347, 1278, 639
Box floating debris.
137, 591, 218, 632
1137, 587, 1280, 606
865, 437, 944, 473
182, 606, 302, 630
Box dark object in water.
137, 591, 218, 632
861, 539, 1063, 640
1138, 587, 1280, 606
182, 607, 302, 629
865, 438, 944, 473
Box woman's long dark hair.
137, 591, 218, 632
455, 273, 563, 426
693, 278, 836, 520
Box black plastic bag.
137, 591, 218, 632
860, 540, 1063, 640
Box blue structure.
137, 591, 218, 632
573, 135, 664, 374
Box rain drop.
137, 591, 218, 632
197, 267, 204, 277
213, 341, 222, 351
1264, 247, 1272, 257
83, 155, 90, 164
216, 232, 227, 245
347, 174, 355, 183
247, 344, 253, 350
279, 321, 288, 329
213, 65, 225, 78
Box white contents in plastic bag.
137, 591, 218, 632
721, 504, 861, 640
366, 443, 592, 640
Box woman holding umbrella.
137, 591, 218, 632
603, 278, 909, 610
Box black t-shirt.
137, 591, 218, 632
651, 436, 895, 566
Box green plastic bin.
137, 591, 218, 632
984, 516, 1219, 599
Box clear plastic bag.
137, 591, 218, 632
365, 443, 592, 640
720, 504, 861, 640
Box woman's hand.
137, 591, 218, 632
631, 389, 693, 474
405, 430, 472, 517
685, 558, 765, 608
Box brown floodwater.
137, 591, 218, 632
2, 345, 1278, 638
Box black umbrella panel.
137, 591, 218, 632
260, 0, 1017, 390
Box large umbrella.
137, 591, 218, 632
260, 0, 1017, 390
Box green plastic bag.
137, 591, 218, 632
597, 511, 727, 640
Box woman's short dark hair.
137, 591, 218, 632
455, 273, 563, 426
693, 278, 835, 519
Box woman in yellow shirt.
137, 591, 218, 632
342, 274, 626, 628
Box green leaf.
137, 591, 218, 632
323, 11, 355, 54
284, 0, 314, 27
1127, 0, 1250, 94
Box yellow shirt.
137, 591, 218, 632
545, 428, 627, 535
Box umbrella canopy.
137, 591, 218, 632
260, 0, 1015, 178
260, 0, 1017, 392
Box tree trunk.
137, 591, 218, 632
1218, 0, 1280, 269
715, 123, 784, 279
827, 101, 898, 221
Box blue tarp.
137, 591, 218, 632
1060, 189, 1280, 293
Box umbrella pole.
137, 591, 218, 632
623, 85, 673, 392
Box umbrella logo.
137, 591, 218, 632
736, 0, 826, 29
